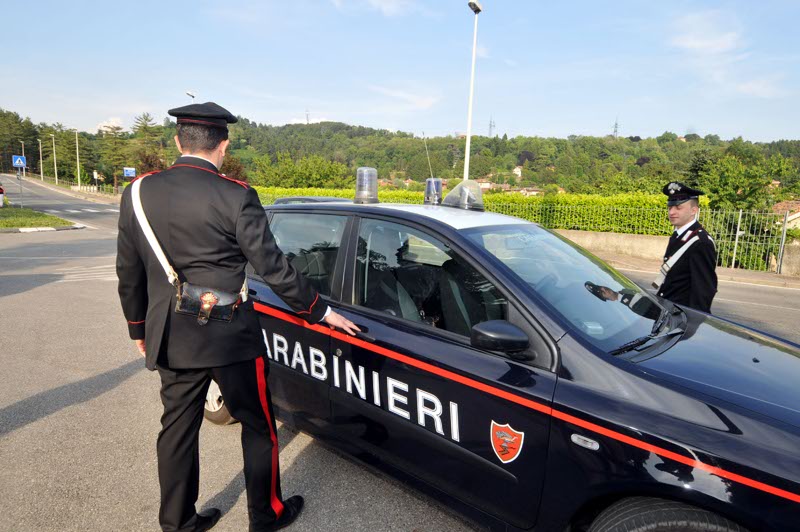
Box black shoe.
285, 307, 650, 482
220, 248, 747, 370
195, 508, 222, 531
262, 495, 304, 531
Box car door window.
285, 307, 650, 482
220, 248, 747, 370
270, 213, 348, 296
356, 219, 507, 335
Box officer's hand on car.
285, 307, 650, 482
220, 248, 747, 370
324, 311, 361, 336
134, 339, 146, 357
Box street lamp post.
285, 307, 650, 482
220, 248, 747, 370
50, 134, 58, 185
74, 129, 81, 190
20, 141, 25, 179
37, 139, 43, 180
462, 1, 483, 182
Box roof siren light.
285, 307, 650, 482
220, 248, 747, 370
424, 177, 443, 205
354, 167, 379, 204
442, 180, 485, 211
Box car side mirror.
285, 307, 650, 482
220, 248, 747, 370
471, 320, 532, 359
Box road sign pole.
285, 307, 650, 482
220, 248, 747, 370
17, 170, 23, 208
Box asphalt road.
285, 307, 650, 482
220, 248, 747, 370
1, 181, 799, 531
1, 176, 121, 234
0, 182, 478, 532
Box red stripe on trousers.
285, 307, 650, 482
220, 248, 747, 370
255, 356, 284, 519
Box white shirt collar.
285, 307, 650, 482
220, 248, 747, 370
180, 154, 218, 170
675, 219, 696, 238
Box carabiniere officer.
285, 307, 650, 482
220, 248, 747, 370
656, 181, 718, 313
116, 101, 358, 532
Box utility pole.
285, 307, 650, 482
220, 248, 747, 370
75, 130, 81, 189
37, 139, 43, 180
613, 117, 619, 140
306, 109, 310, 125
488, 116, 495, 137
463, 1, 483, 181
50, 134, 58, 185
20, 141, 25, 179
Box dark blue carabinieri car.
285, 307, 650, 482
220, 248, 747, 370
209, 182, 800, 531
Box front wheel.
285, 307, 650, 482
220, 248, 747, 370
204, 379, 236, 425
589, 497, 747, 532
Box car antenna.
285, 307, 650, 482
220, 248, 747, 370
422, 131, 435, 180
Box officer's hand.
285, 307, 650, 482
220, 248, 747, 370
324, 311, 360, 336
134, 339, 146, 357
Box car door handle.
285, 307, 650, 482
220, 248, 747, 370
353, 324, 376, 343
355, 331, 376, 343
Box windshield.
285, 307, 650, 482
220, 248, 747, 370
464, 224, 666, 352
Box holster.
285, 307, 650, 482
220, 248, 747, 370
175, 282, 241, 325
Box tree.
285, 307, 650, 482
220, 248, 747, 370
699, 155, 773, 210
221, 154, 248, 182
99, 124, 129, 187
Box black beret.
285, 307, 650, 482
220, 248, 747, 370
585, 281, 610, 301
662, 181, 704, 206
168, 102, 237, 129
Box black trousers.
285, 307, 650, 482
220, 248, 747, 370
156, 355, 285, 532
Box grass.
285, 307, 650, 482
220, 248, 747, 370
0, 204, 74, 228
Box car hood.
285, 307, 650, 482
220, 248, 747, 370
636, 311, 800, 428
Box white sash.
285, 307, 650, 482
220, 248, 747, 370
652, 235, 700, 289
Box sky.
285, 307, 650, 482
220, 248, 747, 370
2, 0, 799, 141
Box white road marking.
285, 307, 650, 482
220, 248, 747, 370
82, 209, 100, 213
104, 209, 119, 213
65, 209, 81, 213
56, 264, 116, 271
714, 298, 800, 313
57, 264, 118, 282
46, 209, 61, 213
615, 267, 800, 292
0, 256, 117, 259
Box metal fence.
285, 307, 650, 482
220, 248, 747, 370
484, 203, 790, 273
34, 174, 119, 196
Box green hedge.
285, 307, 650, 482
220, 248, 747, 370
253, 187, 699, 236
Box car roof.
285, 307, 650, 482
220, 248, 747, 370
268, 201, 530, 230
273, 196, 353, 204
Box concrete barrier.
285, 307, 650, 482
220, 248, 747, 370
553, 229, 800, 278
554, 229, 668, 261
781, 243, 800, 277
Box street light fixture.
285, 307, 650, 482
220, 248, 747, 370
50, 134, 58, 185
20, 141, 25, 179
462, 0, 483, 182
186, 91, 196, 103
37, 139, 43, 180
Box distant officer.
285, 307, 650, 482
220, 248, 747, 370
116, 102, 358, 532
654, 181, 718, 313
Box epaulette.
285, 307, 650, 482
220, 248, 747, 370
130, 170, 160, 183
169, 164, 249, 189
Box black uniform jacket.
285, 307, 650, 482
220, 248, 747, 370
116, 156, 328, 370
658, 220, 718, 313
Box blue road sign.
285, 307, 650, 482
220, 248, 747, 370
123, 167, 136, 178
12, 155, 26, 168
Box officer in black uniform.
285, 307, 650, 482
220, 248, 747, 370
116, 102, 358, 532
656, 181, 718, 313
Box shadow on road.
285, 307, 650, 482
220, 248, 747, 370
199, 424, 299, 517
0, 358, 144, 437
0, 273, 63, 298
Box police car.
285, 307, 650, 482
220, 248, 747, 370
207, 177, 800, 532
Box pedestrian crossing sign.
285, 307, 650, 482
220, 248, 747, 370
12, 155, 26, 168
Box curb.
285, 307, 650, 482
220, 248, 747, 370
0, 224, 85, 234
